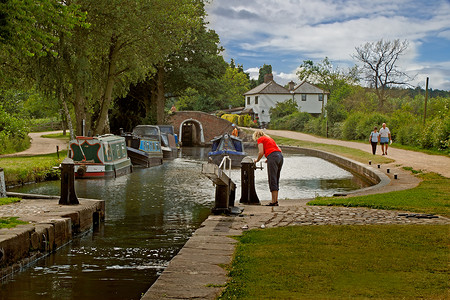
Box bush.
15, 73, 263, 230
342, 112, 364, 140
355, 113, 387, 140
304, 117, 326, 136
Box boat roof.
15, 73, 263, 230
72, 134, 125, 143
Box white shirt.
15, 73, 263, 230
379, 127, 390, 138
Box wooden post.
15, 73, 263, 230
0, 168, 6, 198
59, 158, 79, 205
423, 77, 429, 125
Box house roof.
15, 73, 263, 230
244, 81, 290, 96
292, 81, 329, 94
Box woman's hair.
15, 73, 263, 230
252, 129, 267, 141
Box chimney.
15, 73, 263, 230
288, 81, 295, 91
263, 73, 273, 83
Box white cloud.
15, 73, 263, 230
206, 0, 450, 89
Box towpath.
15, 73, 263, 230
0, 131, 68, 158
262, 129, 450, 178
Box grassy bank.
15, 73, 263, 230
220, 225, 449, 300
309, 172, 450, 218
0, 152, 66, 186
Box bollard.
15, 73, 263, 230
0, 168, 6, 198
387, 168, 390, 173
56, 145, 60, 159
377, 164, 381, 168
368, 160, 371, 165
239, 157, 260, 205
59, 158, 79, 205
394, 174, 398, 180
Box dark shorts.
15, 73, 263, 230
380, 137, 389, 144
267, 151, 283, 192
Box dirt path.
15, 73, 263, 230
0, 131, 68, 158
260, 129, 450, 178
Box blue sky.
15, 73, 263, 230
205, 0, 450, 90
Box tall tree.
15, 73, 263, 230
257, 64, 272, 84
353, 39, 413, 109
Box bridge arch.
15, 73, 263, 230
168, 111, 235, 146
179, 118, 205, 146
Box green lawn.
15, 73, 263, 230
309, 172, 450, 218
0, 151, 66, 186
0, 198, 26, 229
219, 225, 449, 300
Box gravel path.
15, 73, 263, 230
0, 131, 68, 158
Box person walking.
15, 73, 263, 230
369, 126, 380, 155
379, 123, 391, 155
253, 130, 283, 206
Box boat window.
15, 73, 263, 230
232, 139, 243, 152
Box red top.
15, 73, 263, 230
257, 136, 281, 157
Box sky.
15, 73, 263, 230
205, 0, 450, 91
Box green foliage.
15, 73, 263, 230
220, 225, 449, 299
270, 111, 312, 131
0, 105, 30, 154
269, 99, 298, 120
257, 64, 272, 85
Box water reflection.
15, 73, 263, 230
2, 147, 369, 300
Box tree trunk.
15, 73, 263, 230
155, 65, 166, 124
94, 36, 118, 135
73, 87, 87, 136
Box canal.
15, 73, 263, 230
1, 147, 369, 300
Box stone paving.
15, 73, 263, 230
142, 161, 449, 300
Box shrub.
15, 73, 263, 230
342, 112, 364, 140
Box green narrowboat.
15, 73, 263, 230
68, 134, 132, 179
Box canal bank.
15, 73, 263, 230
142, 147, 448, 299
0, 193, 104, 280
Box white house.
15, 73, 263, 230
243, 74, 328, 124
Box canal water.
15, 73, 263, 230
1, 147, 369, 300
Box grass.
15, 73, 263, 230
0, 197, 21, 206
41, 132, 70, 140
271, 135, 394, 165
309, 172, 450, 218
219, 225, 449, 300
0, 151, 66, 186
0, 217, 28, 229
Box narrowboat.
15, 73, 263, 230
208, 133, 247, 167
122, 125, 164, 167
68, 134, 132, 179
157, 125, 179, 159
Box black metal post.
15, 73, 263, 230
239, 157, 260, 205
59, 158, 79, 205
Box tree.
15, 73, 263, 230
257, 64, 272, 84
217, 64, 250, 108
296, 57, 358, 94
353, 39, 413, 109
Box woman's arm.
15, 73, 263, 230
255, 143, 264, 163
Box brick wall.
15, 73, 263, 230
168, 111, 234, 144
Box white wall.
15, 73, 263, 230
245, 93, 327, 123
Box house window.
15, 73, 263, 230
319, 94, 323, 101
247, 97, 250, 105
255, 96, 259, 105
301, 94, 306, 101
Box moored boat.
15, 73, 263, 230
122, 125, 164, 167
68, 134, 132, 179
157, 125, 179, 159
208, 133, 247, 167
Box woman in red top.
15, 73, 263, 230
253, 130, 284, 206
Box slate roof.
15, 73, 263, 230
243, 81, 290, 95
292, 81, 329, 94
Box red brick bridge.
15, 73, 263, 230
168, 111, 235, 146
